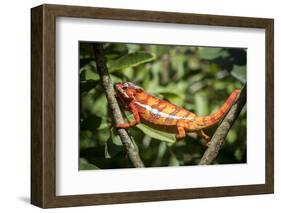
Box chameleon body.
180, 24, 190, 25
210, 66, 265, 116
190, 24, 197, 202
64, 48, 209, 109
115, 82, 240, 143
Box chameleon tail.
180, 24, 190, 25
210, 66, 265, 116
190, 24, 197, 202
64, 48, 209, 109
193, 89, 241, 130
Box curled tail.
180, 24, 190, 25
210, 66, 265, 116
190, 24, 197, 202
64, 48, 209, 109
193, 89, 241, 130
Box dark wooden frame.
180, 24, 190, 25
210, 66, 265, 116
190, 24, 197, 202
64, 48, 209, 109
31, 4, 274, 208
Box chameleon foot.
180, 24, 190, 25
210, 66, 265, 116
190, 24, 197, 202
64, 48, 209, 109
176, 126, 186, 140
197, 130, 211, 145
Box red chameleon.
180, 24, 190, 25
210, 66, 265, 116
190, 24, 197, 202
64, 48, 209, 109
115, 82, 240, 143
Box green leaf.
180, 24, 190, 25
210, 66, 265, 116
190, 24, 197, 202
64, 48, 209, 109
111, 128, 123, 146
231, 65, 246, 83
85, 69, 99, 81
127, 44, 141, 53
90, 94, 108, 117
234, 148, 243, 161
158, 91, 184, 106
80, 62, 100, 81
104, 43, 129, 57
80, 130, 94, 149
198, 47, 224, 60
158, 91, 183, 99
168, 153, 180, 166
108, 52, 156, 72
97, 117, 111, 130
136, 123, 176, 144
130, 136, 139, 153
171, 54, 185, 78
187, 55, 200, 70
104, 128, 123, 158
79, 158, 99, 170
194, 92, 208, 115
157, 142, 167, 159
226, 129, 238, 144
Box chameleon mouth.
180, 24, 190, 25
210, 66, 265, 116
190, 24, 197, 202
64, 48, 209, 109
115, 83, 129, 98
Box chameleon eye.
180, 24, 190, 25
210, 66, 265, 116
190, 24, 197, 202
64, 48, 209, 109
123, 82, 129, 88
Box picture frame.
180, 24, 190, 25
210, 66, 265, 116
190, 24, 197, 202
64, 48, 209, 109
31, 4, 274, 208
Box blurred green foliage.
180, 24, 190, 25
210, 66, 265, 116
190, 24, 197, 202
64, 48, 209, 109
79, 42, 246, 170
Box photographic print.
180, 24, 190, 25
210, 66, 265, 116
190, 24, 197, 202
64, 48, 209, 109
31, 4, 273, 207
79, 42, 247, 170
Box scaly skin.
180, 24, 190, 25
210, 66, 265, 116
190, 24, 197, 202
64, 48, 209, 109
115, 82, 240, 143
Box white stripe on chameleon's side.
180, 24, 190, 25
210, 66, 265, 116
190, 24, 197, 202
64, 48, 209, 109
135, 102, 193, 121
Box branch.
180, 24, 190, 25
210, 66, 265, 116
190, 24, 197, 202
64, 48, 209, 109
92, 43, 145, 168
199, 84, 247, 165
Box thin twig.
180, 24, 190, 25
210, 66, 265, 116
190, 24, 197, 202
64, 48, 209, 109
93, 43, 145, 168
199, 84, 247, 165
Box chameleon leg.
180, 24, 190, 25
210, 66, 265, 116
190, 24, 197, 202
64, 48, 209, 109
197, 130, 211, 143
116, 104, 140, 128
176, 126, 186, 139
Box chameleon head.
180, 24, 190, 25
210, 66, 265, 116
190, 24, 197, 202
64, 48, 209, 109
115, 82, 143, 101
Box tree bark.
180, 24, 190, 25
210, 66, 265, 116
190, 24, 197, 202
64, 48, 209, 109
199, 84, 247, 165
93, 43, 145, 168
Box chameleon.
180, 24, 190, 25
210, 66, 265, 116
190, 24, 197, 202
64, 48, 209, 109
115, 82, 240, 143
